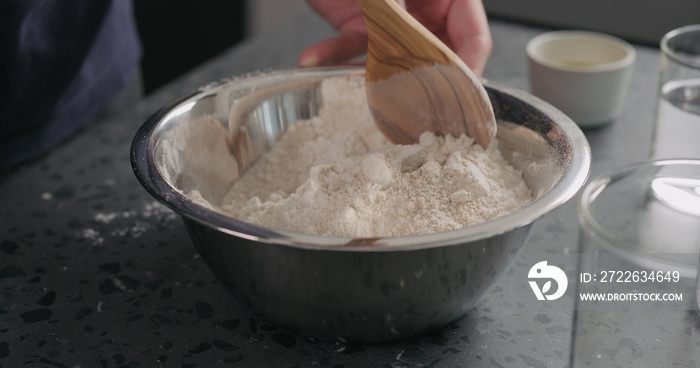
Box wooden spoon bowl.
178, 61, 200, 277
356, 0, 496, 148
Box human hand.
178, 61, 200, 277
298, 0, 492, 76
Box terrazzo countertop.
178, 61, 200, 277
1, 9, 663, 368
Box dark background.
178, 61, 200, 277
133, 1, 247, 94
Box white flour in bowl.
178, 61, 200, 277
215, 76, 533, 238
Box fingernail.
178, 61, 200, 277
300, 55, 319, 67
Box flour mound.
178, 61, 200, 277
219, 76, 532, 238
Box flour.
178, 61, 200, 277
80, 201, 178, 245
216, 76, 533, 238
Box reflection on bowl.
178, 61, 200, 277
131, 67, 591, 342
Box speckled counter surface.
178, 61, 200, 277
1, 8, 661, 368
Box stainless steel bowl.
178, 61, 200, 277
131, 66, 591, 342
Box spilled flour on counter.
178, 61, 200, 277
214, 76, 533, 237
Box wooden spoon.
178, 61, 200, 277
356, 0, 496, 148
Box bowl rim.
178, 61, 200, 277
131, 66, 591, 251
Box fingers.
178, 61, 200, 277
447, 0, 492, 76
299, 0, 492, 74
297, 31, 368, 67
455, 34, 492, 77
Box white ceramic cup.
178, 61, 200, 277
527, 30, 636, 128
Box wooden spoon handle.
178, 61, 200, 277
356, 0, 454, 76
